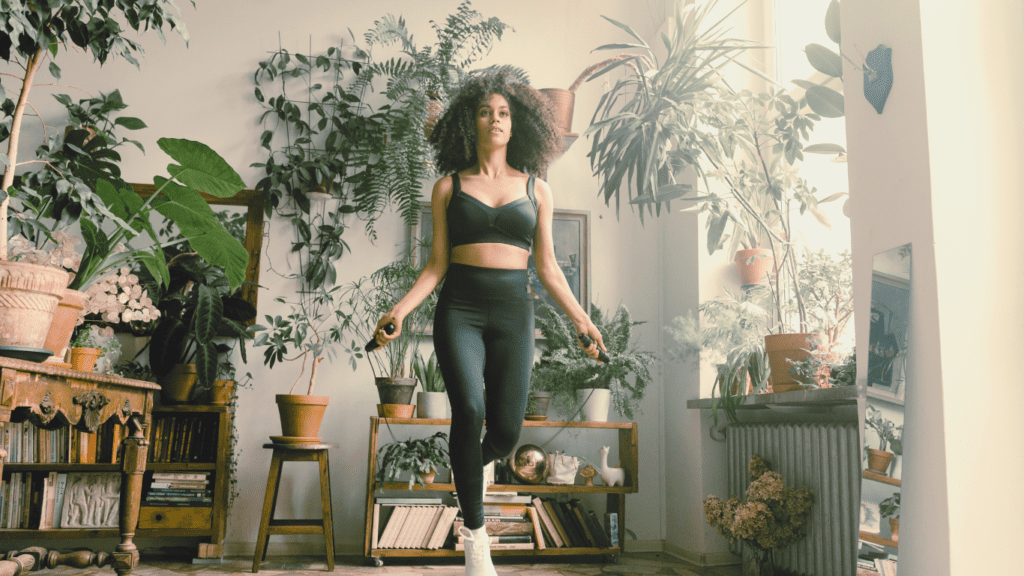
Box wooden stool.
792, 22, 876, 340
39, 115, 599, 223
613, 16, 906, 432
252, 442, 337, 572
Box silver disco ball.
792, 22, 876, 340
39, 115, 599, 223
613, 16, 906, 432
510, 444, 547, 484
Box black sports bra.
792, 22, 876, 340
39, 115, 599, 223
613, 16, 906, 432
447, 173, 538, 251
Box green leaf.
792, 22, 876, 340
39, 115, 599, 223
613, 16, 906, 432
598, 15, 651, 52
706, 213, 728, 254
825, 0, 841, 45
48, 62, 61, 79
193, 284, 224, 344
149, 317, 187, 377
151, 176, 250, 291
804, 143, 847, 154
195, 341, 219, 389
114, 117, 147, 130
805, 44, 843, 77
158, 138, 246, 198
805, 85, 844, 117
138, 250, 171, 288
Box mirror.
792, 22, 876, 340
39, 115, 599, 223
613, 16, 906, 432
858, 243, 911, 574
132, 184, 265, 319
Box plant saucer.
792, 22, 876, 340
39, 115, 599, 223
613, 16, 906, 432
0, 346, 54, 363
269, 435, 323, 445
524, 415, 548, 421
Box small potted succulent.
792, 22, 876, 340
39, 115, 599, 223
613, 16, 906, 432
879, 491, 900, 543
412, 350, 447, 419
376, 431, 450, 489
865, 406, 903, 475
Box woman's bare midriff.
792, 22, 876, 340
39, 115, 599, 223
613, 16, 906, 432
451, 243, 530, 270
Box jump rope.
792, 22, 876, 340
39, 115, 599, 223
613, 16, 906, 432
364, 324, 610, 452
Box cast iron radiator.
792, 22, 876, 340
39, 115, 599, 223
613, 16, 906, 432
727, 422, 860, 576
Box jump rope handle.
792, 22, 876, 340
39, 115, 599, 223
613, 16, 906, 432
365, 323, 396, 352
578, 333, 611, 363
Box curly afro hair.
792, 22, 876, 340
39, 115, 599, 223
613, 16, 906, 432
429, 69, 561, 176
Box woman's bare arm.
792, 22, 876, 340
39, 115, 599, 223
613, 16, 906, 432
373, 177, 452, 347
532, 179, 606, 358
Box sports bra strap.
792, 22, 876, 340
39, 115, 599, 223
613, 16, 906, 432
452, 172, 462, 194
526, 175, 537, 211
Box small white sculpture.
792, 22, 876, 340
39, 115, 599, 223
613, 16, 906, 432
598, 445, 625, 487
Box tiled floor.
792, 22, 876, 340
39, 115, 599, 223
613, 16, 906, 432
36, 553, 742, 576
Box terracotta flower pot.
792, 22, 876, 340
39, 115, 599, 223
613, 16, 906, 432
889, 517, 899, 542
209, 379, 235, 405
866, 448, 895, 475
0, 261, 69, 349
69, 347, 101, 372
764, 333, 817, 392
539, 88, 575, 135
160, 363, 199, 404
734, 249, 774, 286
43, 288, 87, 356
415, 467, 437, 485
277, 394, 330, 438
377, 403, 415, 419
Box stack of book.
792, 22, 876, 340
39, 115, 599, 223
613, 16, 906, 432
528, 497, 614, 549
144, 472, 212, 506
371, 497, 460, 550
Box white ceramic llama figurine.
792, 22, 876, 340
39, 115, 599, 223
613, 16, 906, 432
598, 445, 626, 487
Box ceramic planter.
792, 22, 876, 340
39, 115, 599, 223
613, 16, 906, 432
0, 261, 69, 350
160, 363, 199, 404
539, 88, 575, 135
276, 394, 330, 438
866, 448, 895, 475
578, 388, 611, 422
69, 347, 101, 372
42, 288, 87, 357
416, 391, 447, 419
764, 333, 816, 392
734, 248, 774, 286
375, 377, 418, 405
889, 517, 899, 543
527, 391, 552, 418
415, 466, 437, 485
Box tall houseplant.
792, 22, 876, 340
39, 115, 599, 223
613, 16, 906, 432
0, 0, 190, 350
532, 303, 656, 421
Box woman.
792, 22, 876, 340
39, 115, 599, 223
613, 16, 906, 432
372, 71, 605, 576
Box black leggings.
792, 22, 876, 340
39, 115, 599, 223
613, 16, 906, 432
433, 263, 534, 529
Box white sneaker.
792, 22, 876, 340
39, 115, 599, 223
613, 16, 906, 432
483, 461, 494, 493
459, 526, 498, 576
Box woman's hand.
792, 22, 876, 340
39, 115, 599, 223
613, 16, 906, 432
372, 312, 403, 349
576, 321, 607, 363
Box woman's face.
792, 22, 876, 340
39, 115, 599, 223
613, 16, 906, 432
475, 92, 511, 148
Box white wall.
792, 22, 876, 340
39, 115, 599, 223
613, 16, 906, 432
4, 0, 675, 556
844, 0, 1024, 574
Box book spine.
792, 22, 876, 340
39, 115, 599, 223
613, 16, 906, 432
542, 500, 572, 547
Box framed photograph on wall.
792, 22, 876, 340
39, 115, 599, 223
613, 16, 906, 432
410, 204, 590, 335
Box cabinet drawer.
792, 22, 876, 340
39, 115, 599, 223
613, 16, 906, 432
139, 506, 212, 529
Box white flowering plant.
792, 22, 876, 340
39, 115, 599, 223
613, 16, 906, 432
81, 268, 161, 328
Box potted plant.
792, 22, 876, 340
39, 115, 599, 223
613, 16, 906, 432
704, 454, 815, 576
336, 256, 439, 411
69, 325, 120, 373
148, 253, 256, 404
412, 350, 447, 419
879, 491, 900, 543
532, 303, 656, 422
376, 431, 450, 489
0, 0, 191, 351
667, 288, 771, 427
865, 406, 903, 475
524, 388, 552, 421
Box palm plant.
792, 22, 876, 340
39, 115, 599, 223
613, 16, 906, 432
585, 0, 767, 220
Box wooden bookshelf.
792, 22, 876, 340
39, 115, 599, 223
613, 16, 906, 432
363, 417, 638, 566
860, 531, 898, 549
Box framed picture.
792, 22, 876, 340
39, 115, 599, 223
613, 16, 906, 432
410, 204, 590, 335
